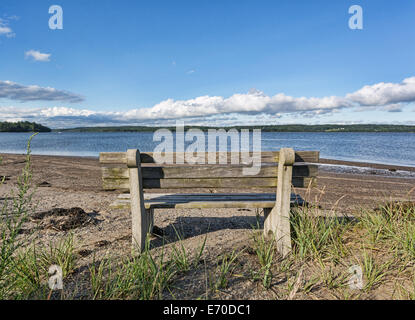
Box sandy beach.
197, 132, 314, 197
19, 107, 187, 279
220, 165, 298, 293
1, 153, 414, 243
1, 153, 414, 299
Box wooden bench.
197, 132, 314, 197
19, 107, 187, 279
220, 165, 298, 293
99, 149, 319, 256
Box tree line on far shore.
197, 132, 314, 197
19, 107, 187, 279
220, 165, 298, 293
2, 121, 415, 133
56, 124, 415, 133
0, 121, 51, 132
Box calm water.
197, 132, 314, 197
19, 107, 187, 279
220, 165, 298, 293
0, 131, 414, 167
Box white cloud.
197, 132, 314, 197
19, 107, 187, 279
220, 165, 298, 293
1, 77, 415, 127
0, 17, 15, 38
25, 50, 51, 62
124, 92, 350, 120
0, 81, 84, 103
39, 106, 96, 118
0, 26, 12, 34
346, 77, 415, 106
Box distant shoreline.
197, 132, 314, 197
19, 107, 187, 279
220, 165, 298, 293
49, 124, 415, 133
1, 124, 415, 133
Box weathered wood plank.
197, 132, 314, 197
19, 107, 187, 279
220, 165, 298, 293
111, 200, 278, 209
100, 151, 320, 164
99, 152, 127, 164
110, 192, 304, 209
174, 201, 276, 209
101, 163, 318, 180
103, 178, 130, 190
265, 151, 319, 163
102, 167, 129, 179
102, 176, 315, 190
143, 193, 282, 200
127, 192, 302, 201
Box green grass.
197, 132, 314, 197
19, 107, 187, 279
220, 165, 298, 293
11, 235, 75, 299
214, 250, 240, 290
358, 202, 415, 261
0, 134, 37, 299
361, 251, 390, 291
89, 238, 176, 300
250, 230, 276, 288
170, 227, 191, 272
290, 206, 350, 262
170, 227, 208, 273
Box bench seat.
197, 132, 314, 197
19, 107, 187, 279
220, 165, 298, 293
111, 192, 305, 210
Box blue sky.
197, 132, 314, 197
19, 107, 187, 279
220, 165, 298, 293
0, 0, 414, 128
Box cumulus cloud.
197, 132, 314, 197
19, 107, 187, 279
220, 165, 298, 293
1, 77, 415, 128
125, 92, 350, 120
117, 77, 415, 121
346, 77, 415, 106
25, 50, 51, 62
0, 81, 84, 103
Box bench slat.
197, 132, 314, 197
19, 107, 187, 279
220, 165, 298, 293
119, 192, 298, 200
99, 151, 320, 164
110, 192, 304, 209
99, 152, 127, 164
102, 176, 315, 190
101, 163, 317, 180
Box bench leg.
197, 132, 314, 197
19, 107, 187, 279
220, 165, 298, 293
128, 149, 148, 253
130, 182, 147, 253
263, 208, 272, 233
147, 208, 154, 234
264, 190, 292, 257
131, 207, 153, 253
264, 148, 294, 257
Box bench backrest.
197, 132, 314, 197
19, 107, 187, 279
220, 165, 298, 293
99, 150, 319, 192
